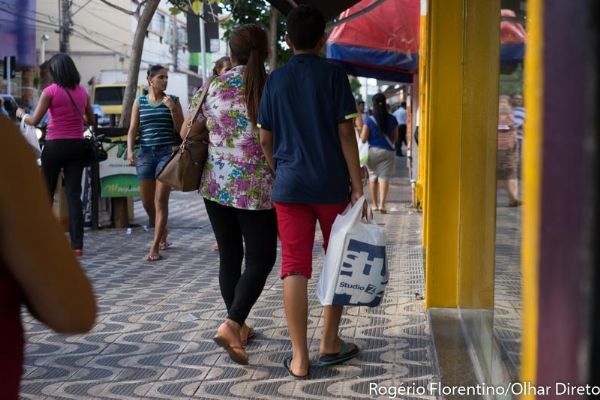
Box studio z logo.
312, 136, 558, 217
332, 239, 387, 307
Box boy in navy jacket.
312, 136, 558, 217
258, 5, 363, 378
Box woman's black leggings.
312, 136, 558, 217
204, 199, 277, 326
41, 139, 85, 250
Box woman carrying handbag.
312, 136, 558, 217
17, 53, 94, 256
190, 24, 276, 365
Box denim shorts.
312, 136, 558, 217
136, 144, 174, 180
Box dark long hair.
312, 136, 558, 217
147, 64, 166, 79
47, 53, 80, 89
372, 93, 389, 133
229, 24, 268, 126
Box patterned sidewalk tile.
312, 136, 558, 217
21, 162, 440, 399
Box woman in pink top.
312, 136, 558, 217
17, 53, 94, 255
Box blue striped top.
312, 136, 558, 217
138, 94, 178, 148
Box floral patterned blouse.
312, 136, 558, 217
190, 65, 274, 210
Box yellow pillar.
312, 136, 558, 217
423, 0, 463, 307
423, 0, 500, 308
520, 0, 542, 394
457, 0, 499, 309
416, 0, 430, 246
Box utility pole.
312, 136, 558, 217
172, 15, 178, 69
268, 7, 278, 71
199, 15, 207, 81
59, 0, 72, 53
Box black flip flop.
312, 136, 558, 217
283, 356, 310, 379
318, 341, 359, 366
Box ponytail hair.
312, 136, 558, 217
229, 24, 269, 126
371, 93, 389, 133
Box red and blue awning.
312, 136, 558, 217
326, 0, 420, 83
326, 2, 526, 82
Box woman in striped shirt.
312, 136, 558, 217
127, 65, 184, 261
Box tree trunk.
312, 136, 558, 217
120, 0, 160, 128
268, 7, 278, 71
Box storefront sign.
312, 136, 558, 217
99, 142, 139, 197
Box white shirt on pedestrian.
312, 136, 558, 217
393, 107, 407, 125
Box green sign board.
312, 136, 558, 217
99, 142, 140, 198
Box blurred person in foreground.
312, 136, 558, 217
0, 116, 96, 399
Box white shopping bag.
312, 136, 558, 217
317, 196, 388, 307
358, 139, 369, 167
20, 119, 42, 158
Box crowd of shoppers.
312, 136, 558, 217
4, 6, 386, 397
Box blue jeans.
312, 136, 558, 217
136, 145, 173, 180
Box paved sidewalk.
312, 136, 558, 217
21, 162, 440, 400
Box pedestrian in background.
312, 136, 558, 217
354, 100, 368, 131
0, 97, 9, 118
193, 24, 276, 365
1, 116, 96, 399
127, 65, 184, 262
258, 5, 362, 378
497, 101, 521, 206
392, 101, 407, 156
511, 93, 526, 175
361, 93, 399, 213
212, 56, 232, 77
16, 53, 93, 256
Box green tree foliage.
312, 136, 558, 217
167, 0, 360, 96
349, 75, 362, 99
168, 0, 292, 67
221, 1, 293, 66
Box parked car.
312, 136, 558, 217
92, 103, 111, 127
0, 94, 18, 120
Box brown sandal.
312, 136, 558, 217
145, 253, 162, 262
213, 335, 249, 365
240, 326, 255, 346
213, 321, 248, 365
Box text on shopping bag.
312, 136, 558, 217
332, 238, 388, 307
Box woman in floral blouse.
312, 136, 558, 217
190, 24, 275, 365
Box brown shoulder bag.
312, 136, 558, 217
157, 77, 213, 192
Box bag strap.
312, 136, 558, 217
183, 77, 215, 142
368, 116, 395, 149
63, 86, 99, 142
64, 87, 88, 129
